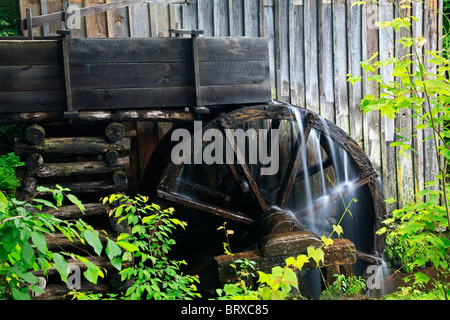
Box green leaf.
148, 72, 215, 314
307, 247, 324, 268
106, 239, 122, 261
31, 231, 47, 255
12, 287, 31, 300
52, 190, 64, 207
21, 241, 35, 267
332, 225, 344, 236
33, 198, 58, 210
53, 252, 70, 282
117, 241, 139, 252
78, 256, 103, 284
282, 268, 298, 291
83, 229, 103, 256
414, 272, 430, 284
67, 194, 85, 213
0, 191, 8, 214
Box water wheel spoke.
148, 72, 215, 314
276, 114, 313, 209
175, 178, 232, 203
270, 157, 333, 199
256, 118, 281, 183
219, 119, 268, 214
294, 171, 378, 219
157, 190, 254, 225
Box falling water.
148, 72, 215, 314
366, 261, 392, 299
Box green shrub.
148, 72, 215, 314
0, 186, 117, 300
71, 194, 201, 300
0, 153, 24, 194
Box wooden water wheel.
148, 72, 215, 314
141, 101, 386, 297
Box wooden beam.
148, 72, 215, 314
21, 0, 149, 30
0, 110, 194, 125
157, 189, 254, 225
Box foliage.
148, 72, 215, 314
0, 153, 24, 194
0, 0, 21, 37
321, 274, 367, 299
0, 125, 21, 154
350, 0, 450, 299
71, 194, 200, 300
384, 284, 447, 300
0, 185, 117, 300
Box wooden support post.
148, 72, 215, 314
26, 8, 33, 40
57, 29, 77, 119
40, 0, 50, 36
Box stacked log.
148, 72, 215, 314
15, 122, 133, 299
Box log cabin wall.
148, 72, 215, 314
17, 0, 443, 213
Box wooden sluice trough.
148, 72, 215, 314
0, 33, 385, 299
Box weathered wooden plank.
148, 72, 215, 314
276, 0, 290, 102
0, 91, 66, 113
20, 0, 148, 30
67, 38, 193, 63
105, 0, 130, 37
128, 1, 150, 37
379, 0, 398, 210
72, 87, 195, 110
288, 1, 305, 107
303, 0, 320, 114
333, 0, 349, 133
0, 40, 62, 66
318, 0, 335, 122
0, 65, 64, 91
199, 84, 272, 106
70, 62, 194, 89
411, 0, 424, 199
362, 2, 382, 176
198, 60, 270, 86
84, 0, 108, 38
394, 1, 415, 204
196, 37, 269, 62
423, 0, 440, 192
347, 0, 364, 147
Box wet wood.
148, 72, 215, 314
15, 136, 130, 156
176, 178, 232, 203
259, 231, 321, 257
157, 190, 254, 225
220, 118, 268, 214
215, 239, 356, 283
